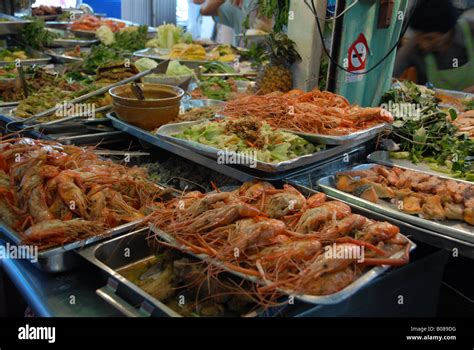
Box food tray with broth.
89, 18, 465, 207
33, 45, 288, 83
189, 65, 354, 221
79, 228, 271, 317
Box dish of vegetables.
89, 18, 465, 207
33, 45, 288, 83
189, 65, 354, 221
172, 117, 322, 163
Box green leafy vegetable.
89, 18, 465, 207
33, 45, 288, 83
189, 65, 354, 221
381, 81, 474, 179
20, 18, 58, 50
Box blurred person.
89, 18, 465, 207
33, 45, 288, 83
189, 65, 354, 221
394, 0, 474, 92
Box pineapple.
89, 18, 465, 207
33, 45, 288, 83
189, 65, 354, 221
255, 33, 301, 95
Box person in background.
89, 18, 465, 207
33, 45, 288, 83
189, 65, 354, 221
394, 0, 474, 92
193, 0, 247, 45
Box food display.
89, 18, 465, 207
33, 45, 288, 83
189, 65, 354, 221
0, 138, 169, 249
169, 43, 207, 61
149, 182, 411, 297
0, 48, 27, 62
173, 105, 222, 123
71, 14, 126, 33
32, 5, 63, 17
146, 23, 192, 49
0, 0, 471, 326
172, 117, 321, 163
190, 77, 239, 101
335, 165, 474, 225
382, 81, 474, 180
222, 89, 393, 136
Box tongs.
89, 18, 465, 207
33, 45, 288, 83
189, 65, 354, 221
32, 104, 113, 129
7, 60, 170, 129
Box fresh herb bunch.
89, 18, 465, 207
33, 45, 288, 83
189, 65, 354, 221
381, 81, 474, 180
198, 77, 233, 100
113, 25, 148, 52
239, 43, 267, 68
244, 0, 290, 33
20, 18, 58, 50
80, 45, 125, 75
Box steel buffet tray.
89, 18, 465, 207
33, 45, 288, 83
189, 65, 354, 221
79, 228, 277, 317
368, 150, 473, 184
149, 224, 415, 306
45, 47, 89, 63
133, 48, 208, 70
285, 124, 389, 146
155, 119, 371, 173
0, 14, 32, 36
0, 220, 145, 273
0, 47, 51, 66
317, 164, 474, 244
107, 113, 372, 182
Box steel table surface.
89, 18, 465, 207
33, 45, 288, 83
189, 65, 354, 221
0, 241, 121, 317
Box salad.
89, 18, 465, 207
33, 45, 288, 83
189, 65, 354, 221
173, 117, 322, 163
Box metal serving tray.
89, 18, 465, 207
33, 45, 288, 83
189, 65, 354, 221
79, 228, 272, 317
0, 14, 32, 35
149, 224, 415, 306
0, 220, 145, 273
155, 120, 366, 173
45, 47, 89, 63
134, 48, 222, 70
317, 164, 474, 243
368, 150, 473, 184
288, 123, 389, 146
0, 47, 51, 66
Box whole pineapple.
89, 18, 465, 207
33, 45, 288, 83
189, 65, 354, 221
255, 33, 301, 95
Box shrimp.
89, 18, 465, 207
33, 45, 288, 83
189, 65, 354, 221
294, 201, 352, 233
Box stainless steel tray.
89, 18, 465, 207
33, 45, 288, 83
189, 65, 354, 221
155, 120, 364, 173
0, 14, 32, 36
288, 123, 389, 145
51, 37, 98, 47
0, 220, 145, 273
149, 224, 415, 305
79, 228, 268, 317
134, 48, 208, 70
45, 47, 89, 63
367, 150, 473, 184
0, 47, 51, 66
317, 164, 474, 243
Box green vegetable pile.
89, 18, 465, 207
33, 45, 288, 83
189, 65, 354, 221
381, 81, 474, 180
20, 18, 58, 50
146, 24, 192, 49
197, 77, 234, 100
173, 118, 321, 164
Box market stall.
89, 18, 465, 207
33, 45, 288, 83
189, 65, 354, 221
0, 0, 473, 324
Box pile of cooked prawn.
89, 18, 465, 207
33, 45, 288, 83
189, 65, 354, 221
149, 181, 410, 297
0, 138, 169, 249
221, 89, 393, 136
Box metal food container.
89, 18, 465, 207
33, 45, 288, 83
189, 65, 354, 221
45, 47, 89, 63
289, 123, 389, 145
154, 119, 369, 173
79, 228, 268, 317
367, 150, 473, 184
149, 224, 416, 306
317, 164, 474, 243
0, 14, 32, 36
0, 221, 146, 273
0, 47, 51, 66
